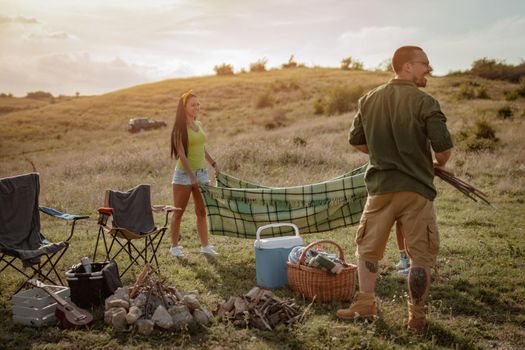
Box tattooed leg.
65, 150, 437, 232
408, 266, 430, 305
365, 260, 378, 273
357, 258, 379, 293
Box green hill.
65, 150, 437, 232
1, 68, 524, 349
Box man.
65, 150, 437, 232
337, 46, 453, 330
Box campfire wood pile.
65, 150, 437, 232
216, 287, 307, 331
104, 264, 212, 335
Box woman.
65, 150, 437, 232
169, 90, 219, 258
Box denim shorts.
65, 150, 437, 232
172, 167, 208, 185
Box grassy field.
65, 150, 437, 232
1, 67, 524, 349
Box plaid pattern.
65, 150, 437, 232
200, 164, 368, 238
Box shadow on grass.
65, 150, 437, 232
430, 278, 524, 325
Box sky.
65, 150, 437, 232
1, 0, 524, 96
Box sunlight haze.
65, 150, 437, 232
1, 0, 524, 96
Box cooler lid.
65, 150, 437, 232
254, 236, 304, 249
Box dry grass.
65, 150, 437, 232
1, 68, 524, 349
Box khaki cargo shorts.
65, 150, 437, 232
355, 191, 439, 268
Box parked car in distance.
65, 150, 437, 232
128, 117, 167, 133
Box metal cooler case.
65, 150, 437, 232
12, 286, 70, 327
254, 223, 303, 289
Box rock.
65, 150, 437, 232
112, 308, 128, 331
104, 307, 126, 325
126, 306, 143, 324
131, 293, 147, 308
169, 305, 193, 330
151, 305, 173, 329
192, 309, 211, 326
163, 295, 177, 308
222, 296, 235, 311
105, 291, 129, 309
202, 307, 213, 321
136, 319, 154, 336
113, 287, 130, 300
107, 298, 130, 311
183, 294, 201, 310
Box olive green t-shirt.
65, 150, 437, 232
348, 79, 453, 200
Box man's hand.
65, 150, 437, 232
433, 160, 454, 176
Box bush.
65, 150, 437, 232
470, 58, 525, 83
323, 85, 364, 115
214, 63, 234, 76
271, 80, 300, 92
456, 119, 499, 152
250, 58, 268, 72
497, 106, 513, 119
505, 90, 519, 101
293, 136, 306, 146
313, 97, 325, 115
255, 91, 274, 109
456, 83, 475, 100
340, 56, 364, 70
517, 77, 525, 97
464, 138, 498, 152
26, 91, 53, 99
377, 58, 394, 72
282, 55, 297, 69
476, 85, 490, 99
474, 120, 497, 140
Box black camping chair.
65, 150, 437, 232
92, 184, 176, 277
0, 173, 89, 293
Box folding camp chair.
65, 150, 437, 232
0, 173, 89, 293
92, 184, 175, 277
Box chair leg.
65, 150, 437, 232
93, 228, 103, 262
1, 246, 70, 294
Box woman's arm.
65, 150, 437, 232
175, 137, 199, 187
205, 147, 220, 172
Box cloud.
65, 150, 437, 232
0, 53, 167, 96
426, 15, 525, 73
27, 31, 76, 40
0, 15, 39, 25
336, 26, 424, 68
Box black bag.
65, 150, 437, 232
66, 260, 122, 308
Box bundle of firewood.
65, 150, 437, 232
435, 167, 492, 206
216, 287, 308, 331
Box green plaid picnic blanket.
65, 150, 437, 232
199, 164, 368, 238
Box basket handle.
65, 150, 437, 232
298, 240, 346, 265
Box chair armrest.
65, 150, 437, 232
39, 206, 90, 221
98, 207, 113, 215
152, 205, 180, 213
39, 206, 89, 242
152, 205, 181, 227
97, 207, 113, 226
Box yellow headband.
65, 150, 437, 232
181, 89, 194, 106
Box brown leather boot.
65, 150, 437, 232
336, 292, 377, 320
407, 301, 428, 331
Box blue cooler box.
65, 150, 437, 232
254, 223, 303, 289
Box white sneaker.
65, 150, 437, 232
398, 268, 410, 277
396, 257, 410, 270
200, 245, 219, 257
169, 245, 185, 258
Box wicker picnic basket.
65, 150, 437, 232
287, 240, 357, 303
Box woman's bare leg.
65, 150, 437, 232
191, 186, 209, 246
170, 184, 192, 246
